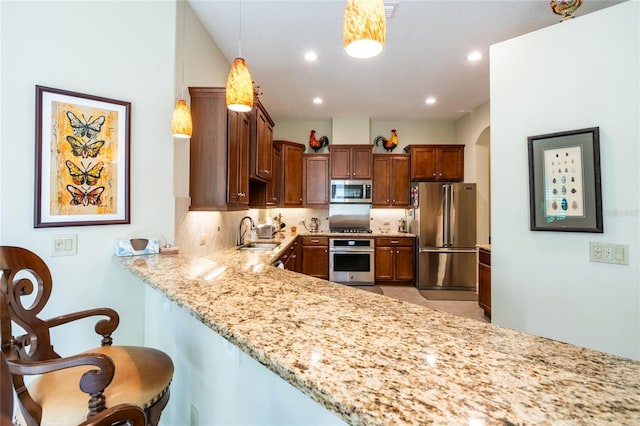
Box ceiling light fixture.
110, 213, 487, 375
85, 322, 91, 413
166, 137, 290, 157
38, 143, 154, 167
313, 97, 323, 104
343, 0, 386, 59
226, 0, 253, 112
304, 51, 318, 62
467, 51, 483, 62
425, 97, 436, 105
171, 0, 193, 138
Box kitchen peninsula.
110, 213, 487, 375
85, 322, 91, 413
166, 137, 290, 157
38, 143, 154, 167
115, 234, 640, 425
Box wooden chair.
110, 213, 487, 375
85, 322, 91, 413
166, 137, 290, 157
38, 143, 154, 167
0, 246, 173, 426
1, 351, 146, 426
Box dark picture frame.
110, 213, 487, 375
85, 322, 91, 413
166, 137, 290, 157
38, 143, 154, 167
528, 127, 602, 232
35, 85, 131, 228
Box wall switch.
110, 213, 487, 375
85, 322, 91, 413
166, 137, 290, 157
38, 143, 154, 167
198, 234, 206, 246
51, 234, 77, 256
589, 241, 628, 265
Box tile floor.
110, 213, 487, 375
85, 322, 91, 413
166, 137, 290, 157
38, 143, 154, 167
378, 285, 489, 323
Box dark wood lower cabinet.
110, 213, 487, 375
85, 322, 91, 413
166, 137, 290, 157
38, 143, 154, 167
301, 237, 328, 280
478, 248, 491, 319
375, 237, 415, 285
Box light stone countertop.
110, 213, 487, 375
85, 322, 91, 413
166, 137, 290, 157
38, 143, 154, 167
114, 234, 640, 425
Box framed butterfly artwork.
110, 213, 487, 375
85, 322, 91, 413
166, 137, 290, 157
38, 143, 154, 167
528, 127, 603, 233
35, 85, 130, 227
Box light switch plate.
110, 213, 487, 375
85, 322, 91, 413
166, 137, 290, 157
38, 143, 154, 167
589, 241, 628, 265
51, 233, 77, 256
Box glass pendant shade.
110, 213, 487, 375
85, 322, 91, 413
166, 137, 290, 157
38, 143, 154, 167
226, 57, 254, 112
171, 99, 193, 138
343, 0, 386, 59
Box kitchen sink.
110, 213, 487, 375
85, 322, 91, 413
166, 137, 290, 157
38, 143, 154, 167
238, 242, 281, 251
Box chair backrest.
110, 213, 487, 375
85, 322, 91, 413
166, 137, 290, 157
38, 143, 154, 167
0, 246, 59, 362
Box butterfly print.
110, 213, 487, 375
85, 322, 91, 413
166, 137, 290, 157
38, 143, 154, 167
66, 185, 105, 206
66, 136, 105, 158
65, 160, 104, 186
66, 111, 106, 139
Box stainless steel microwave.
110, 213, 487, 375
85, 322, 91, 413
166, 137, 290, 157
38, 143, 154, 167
330, 180, 372, 203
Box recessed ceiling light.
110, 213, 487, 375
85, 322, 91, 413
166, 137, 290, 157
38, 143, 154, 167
425, 97, 436, 105
313, 97, 323, 104
467, 51, 482, 62
304, 51, 318, 62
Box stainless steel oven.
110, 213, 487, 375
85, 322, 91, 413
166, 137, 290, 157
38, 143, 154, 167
329, 238, 375, 286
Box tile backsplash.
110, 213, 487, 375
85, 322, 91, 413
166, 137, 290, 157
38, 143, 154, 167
175, 197, 411, 255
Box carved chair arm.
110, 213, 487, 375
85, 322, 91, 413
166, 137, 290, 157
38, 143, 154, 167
44, 308, 120, 346
80, 403, 146, 426
6, 353, 116, 421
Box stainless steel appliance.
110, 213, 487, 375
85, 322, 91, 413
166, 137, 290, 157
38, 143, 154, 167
329, 238, 375, 285
330, 180, 372, 204
409, 182, 477, 290
329, 204, 371, 233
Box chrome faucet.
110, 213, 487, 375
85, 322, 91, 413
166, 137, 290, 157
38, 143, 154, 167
237, 216, 255, 246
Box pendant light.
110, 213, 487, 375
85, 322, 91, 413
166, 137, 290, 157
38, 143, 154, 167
171, 0, 193, 138
226, 0, 254, 112
343, 0, 386, 59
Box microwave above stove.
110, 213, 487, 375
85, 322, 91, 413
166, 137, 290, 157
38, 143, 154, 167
330, 180, 372, 204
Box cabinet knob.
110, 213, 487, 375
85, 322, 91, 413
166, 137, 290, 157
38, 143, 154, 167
432, 173, 436, 177
439, 173, 443, 177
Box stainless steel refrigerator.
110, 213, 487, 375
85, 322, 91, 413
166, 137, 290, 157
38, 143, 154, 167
409, 182, 477, 290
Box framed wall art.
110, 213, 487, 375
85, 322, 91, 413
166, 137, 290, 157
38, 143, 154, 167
528, 127, 602, 232
34, 85, 130, 228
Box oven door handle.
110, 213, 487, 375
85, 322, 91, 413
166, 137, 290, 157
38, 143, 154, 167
330, 248, 375, 253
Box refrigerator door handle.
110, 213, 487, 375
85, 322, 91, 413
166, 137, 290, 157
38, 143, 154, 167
419, 247, 478, 253
442, 184, 451, 247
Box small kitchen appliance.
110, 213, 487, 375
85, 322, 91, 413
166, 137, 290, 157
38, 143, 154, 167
309, 217, 320, 232
330, 180, 372, 204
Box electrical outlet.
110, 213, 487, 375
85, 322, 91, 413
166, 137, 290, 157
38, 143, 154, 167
198, 234, 206, 246
590, 241, 628, 265
51, 234, 77, 256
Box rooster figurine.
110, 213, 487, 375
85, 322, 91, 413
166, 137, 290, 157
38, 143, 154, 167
374, 129, 398, 152
309, 130, 329, 152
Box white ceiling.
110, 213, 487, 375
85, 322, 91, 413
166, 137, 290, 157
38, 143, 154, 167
188, 0, 623, 121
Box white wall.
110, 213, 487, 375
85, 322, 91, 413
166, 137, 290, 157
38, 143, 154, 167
0, 1, 176, 353
490, 1, 639, 359
456, 102, 491, 244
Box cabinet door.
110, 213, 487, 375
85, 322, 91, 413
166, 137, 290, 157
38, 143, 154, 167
437, 146, 464, 181
301, 246, 328, 279
228, 111, 250, 206
330, 146, 351, 179
351, 146, 372, 179
280, 143, 303, 206
390, 155, 410, 206
375, 247, 394, 281
266, 145, 280, 205
372, 156, 390, 206
254, 103, 274, 182
188, 87, 229, 210
410, 146, 437, 181
304, 154, 329, 206
395, 246, 415, 282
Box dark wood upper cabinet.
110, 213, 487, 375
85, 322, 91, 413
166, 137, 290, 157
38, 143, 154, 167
188, 87, 250, 210
303, 154, 330, 206
250, 101, 275, 182
372, 154, 410, 207
329, 145, 373, 180
404, 144, 464, 182
274, 140, 305, 207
